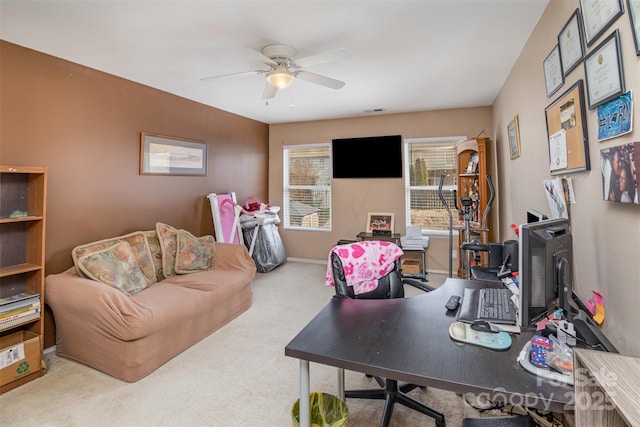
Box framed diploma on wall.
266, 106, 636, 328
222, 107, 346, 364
580, 0, 624, 46
628, 0, 640, 56
584, 30, 625, 109
543, 45, 564, 97
558, 9, 585, 77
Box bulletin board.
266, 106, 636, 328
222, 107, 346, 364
544, 80, 590, 175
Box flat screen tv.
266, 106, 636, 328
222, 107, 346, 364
332, 135, 403, 179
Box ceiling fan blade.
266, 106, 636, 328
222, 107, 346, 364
294, 48, 351, 68
262, 83, 278, 99
295, 71, 345, 90
200, 70, 265, 81
247, 46, 279, 67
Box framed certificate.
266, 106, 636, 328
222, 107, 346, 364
543, 45, 564, 97
580, 0, 624, 46
628, 0, 640, 55
584, 30, 625, 109
558, 9, 585, 77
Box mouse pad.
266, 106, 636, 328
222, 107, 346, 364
448, 321, 512, 350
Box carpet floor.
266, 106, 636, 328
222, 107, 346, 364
0, 261, 513, 426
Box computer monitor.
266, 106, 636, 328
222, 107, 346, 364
526, 209, 548, 223
518, 217, 572, 328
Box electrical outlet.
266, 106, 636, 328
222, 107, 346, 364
451, 250, 457, 259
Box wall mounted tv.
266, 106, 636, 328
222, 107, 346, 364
332, 135, 403, 179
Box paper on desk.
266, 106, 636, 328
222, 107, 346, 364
502, 278, 519, 295
406, 225, 421, 237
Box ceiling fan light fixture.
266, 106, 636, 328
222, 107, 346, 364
266, 66, 294, 89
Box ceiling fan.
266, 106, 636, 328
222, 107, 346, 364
201, 44, 351, 99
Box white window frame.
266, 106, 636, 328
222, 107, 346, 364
404, 136, 466, 237
283, 143, 332, 232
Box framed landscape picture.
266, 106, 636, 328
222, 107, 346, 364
140, 132, 207, 176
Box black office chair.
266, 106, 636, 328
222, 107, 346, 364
330, 251, 445, 427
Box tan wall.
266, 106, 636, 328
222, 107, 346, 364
493, 0, 640, 356
268, 108, 494, 273
0, 42, 269, 347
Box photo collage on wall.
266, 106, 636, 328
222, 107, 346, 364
600, 142, 639, 204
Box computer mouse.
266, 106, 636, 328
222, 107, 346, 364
449, 322, 467, 340
471, 320, 500, 334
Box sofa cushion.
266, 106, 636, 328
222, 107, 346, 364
77, 241, 151, 296
72, 231, 156, 284
156, 222, 179, 278
143, 230, 165, 282
175, 230, 216, 274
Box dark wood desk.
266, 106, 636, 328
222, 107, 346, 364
285, 278, 574, 427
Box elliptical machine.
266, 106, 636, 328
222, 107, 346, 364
438, 173, 495, 278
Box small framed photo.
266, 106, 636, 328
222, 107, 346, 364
628, 0, 640, 56
580, 0, 624, 46
508, 116, 521, 160
140, 132, 207, 176
543, 45, 564, 97
366, 212, 395, 234
584, 30, 625, 109
558, 9, 585, 77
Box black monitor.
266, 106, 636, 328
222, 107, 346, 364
526, 209, 548, 223
518, 217, 572, 328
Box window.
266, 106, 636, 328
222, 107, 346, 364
404, 137, 465, 235
283, 144, 331, 231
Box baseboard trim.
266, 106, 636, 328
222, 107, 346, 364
286, 257, 327, 265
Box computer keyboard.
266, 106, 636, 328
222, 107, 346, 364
477, 288, 516, 322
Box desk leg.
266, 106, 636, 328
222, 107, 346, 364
421, 250, 427, 280
299, 360, 310, 427
337, 368, 345, 401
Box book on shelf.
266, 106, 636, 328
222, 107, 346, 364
0, 302, 41, 320
0, 312, 41, 330
0, 296, 41, 314
0, 292, 40, 306
0, 307, 40, 324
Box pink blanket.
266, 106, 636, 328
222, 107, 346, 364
325, 241, 404, 295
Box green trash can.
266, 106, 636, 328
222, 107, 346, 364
291, 392, 349, 427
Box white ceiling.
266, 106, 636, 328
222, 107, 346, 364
0, 0, 549, 125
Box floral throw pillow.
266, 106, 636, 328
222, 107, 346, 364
175, 230, 216, 274
77, 241, 151, 296
72, 231, 156, 284
143, 230, 165, 282
156, 222, 179, 278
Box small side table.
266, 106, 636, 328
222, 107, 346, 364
400, 248, 427, 281
356, 232, 401, 245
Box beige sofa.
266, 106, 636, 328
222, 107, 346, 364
46, 241, 255, 382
